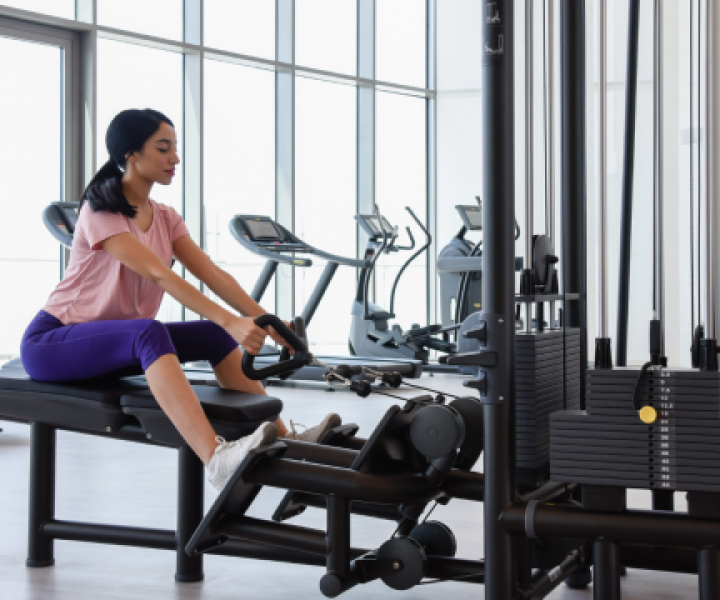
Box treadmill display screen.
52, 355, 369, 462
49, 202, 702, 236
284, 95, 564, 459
458, 206, 482, 230
245, 219, 282, 241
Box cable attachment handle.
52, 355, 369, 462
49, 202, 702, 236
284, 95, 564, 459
241, 315, 312, 381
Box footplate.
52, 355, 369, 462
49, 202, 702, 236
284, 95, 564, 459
186, 442, 287, 556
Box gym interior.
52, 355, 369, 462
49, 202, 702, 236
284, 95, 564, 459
0, 1, 718, 599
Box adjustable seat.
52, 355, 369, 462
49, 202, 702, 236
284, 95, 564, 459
0, 358, 283, 581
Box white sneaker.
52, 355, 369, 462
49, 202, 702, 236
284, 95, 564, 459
207, 422, 278, 491
285, 413, 342, 444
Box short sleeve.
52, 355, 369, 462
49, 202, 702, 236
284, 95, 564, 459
163, 204, 190, 242
81, 206, 132, 251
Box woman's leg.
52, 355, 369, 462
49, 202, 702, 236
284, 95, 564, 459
212, 347, 289, 437
144, 354, 219, 464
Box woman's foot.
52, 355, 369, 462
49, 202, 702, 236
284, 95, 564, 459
285, 413, 342, 444
207, 422, 278, 491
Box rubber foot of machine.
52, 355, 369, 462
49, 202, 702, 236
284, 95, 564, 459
26, 558, 55, 567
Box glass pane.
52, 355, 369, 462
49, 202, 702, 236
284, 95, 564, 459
204, 0, 275, 60
97, 38, 184, 322
376, 0, 426, 87
296, 0, 356, 75
204, 60, 276, 313
295, 77, 356, 355
2, 0, 74, 19
375, 91, 427, 330
0, 37, 62, 356
97, 0, 183, 40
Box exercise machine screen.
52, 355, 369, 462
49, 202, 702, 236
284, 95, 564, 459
244, 219, 282, 242
456, 205, 482, 231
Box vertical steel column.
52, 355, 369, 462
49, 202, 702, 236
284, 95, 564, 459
482, 0, 516, 597
175, 446, 204, 582
594, 0, 613, 368
593, 538, 621, 600
560, 0, 588, 399
522, 0, 535, 332
26, 422, 56, 567
698, 546, 720, 600
615, 0, 642, 366
546, 0, 555, 244
700, 0, 718, 369
653, 0, 665, 357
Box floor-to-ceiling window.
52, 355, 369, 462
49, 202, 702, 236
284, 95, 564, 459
0, 24, 72, 358
0, 1, 432, 358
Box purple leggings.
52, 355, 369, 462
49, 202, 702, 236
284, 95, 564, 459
21, 310, 239, 382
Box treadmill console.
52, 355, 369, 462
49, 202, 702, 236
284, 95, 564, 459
231, 215, 310, 253
355, 214, 395, 240
456, 204, 482, 231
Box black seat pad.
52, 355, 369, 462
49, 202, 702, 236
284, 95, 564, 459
0, 365, 148, 405
121, 387, 282, 422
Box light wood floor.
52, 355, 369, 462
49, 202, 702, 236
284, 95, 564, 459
0, 373, 698, 599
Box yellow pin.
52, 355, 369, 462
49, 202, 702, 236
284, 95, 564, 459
638, 405, 658, 424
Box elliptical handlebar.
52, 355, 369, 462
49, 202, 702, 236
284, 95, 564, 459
363, 205, 390, 320
389, 206, 433, 317
392, 227, 416, 251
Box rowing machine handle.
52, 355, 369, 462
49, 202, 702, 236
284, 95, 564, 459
242, 315, 312, 380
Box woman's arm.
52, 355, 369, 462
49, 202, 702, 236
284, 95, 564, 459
172, 234, 292, 348
173, 234, 266, 318
101, 232, 268, 353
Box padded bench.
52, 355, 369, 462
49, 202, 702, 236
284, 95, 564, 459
0, 357, 283, 581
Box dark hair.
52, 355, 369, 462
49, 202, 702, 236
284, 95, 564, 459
79, 109, 174, 217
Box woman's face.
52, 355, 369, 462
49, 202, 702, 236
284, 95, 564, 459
127, 122, 180, 186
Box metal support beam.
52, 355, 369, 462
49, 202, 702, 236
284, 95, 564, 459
481, 0, 516, 597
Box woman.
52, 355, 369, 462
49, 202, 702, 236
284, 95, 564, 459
21, 108, 340, 491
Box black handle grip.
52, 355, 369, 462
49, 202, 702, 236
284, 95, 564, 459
242, 315, 312, 381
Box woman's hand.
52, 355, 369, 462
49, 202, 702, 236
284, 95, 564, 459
265, 321, 295, 352
225, 316, 268, 355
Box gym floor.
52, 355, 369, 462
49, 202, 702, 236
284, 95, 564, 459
0, 373, 697, 599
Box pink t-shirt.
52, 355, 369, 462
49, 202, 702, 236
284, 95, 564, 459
44, 200, 189, 325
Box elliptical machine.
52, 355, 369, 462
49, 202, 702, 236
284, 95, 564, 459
350, 206, 458, 364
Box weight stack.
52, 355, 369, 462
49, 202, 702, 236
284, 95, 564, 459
515, 328, 581, 486
550, 367, 720, 492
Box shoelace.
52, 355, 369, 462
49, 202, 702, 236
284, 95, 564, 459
214, 435, 240, 455
288, 420, 308, 439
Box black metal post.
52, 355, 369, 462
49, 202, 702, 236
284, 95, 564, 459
616, 0, 642, 367
301, 262, 339, 327
560, 0, 588, 405
321, 495, 352, 597
175, 446, 204, 582
250, 261, 279, 302
481, 0, 516, 597
26, 422, 56, 567
593, 538, 622, 600
698, 546, 720, 600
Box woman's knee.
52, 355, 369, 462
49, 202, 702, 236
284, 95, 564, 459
135, 320, 177, 370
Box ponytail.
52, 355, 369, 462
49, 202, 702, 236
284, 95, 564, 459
79, 159, 136, 217
79, 108, 174, 217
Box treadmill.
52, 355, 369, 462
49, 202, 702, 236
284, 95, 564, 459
229, 214, 423, 380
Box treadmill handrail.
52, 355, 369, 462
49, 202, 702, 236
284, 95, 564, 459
230, 215, 367, 268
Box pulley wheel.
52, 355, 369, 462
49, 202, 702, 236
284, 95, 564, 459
409, 521, 457, 557
377, 537, 426, 590
409, 404, 465, 459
